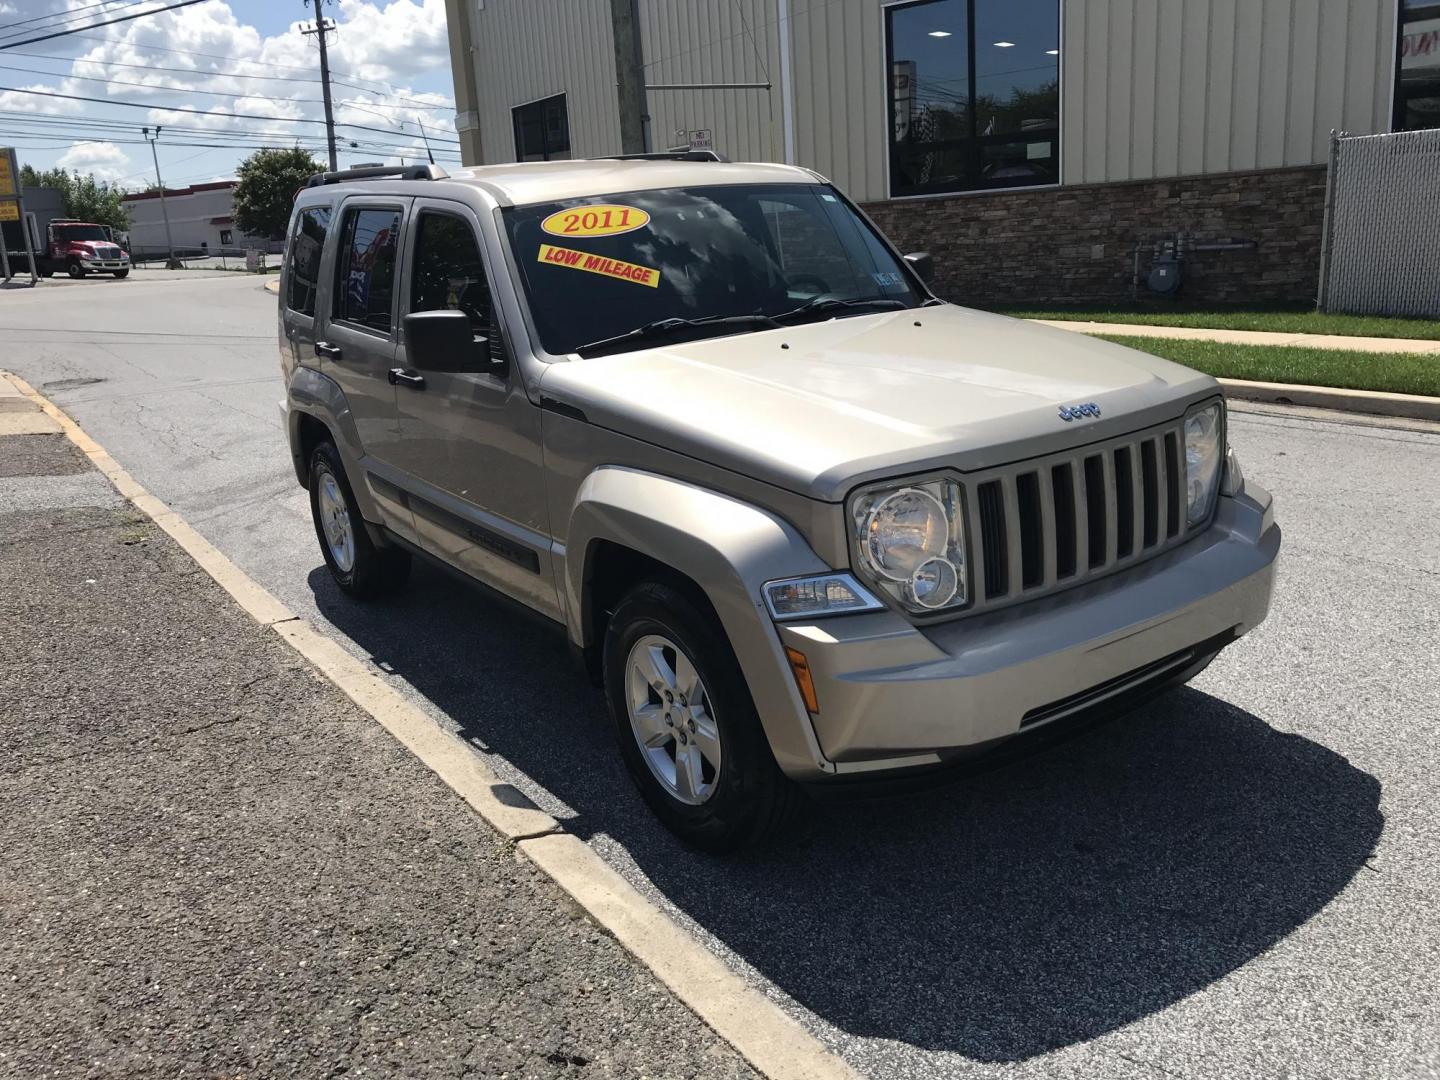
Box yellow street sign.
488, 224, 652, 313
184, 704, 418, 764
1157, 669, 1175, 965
0, 154, 14, 198
0, 200, 20, 222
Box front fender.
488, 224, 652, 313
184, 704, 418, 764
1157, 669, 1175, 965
566, 466, 838, 777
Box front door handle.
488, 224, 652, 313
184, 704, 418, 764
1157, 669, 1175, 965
315, 341, 342, 360
388, 367, 426, 390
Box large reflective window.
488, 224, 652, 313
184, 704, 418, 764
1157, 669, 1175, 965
1397, 0, 1440, 130
886, 0, 1059, 196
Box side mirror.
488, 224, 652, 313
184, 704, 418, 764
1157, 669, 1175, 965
403, 309, 506, 375
903, 251, 934, 284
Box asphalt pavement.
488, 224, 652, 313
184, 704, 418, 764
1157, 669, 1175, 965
2, 275, 1437, 1079
0, 429, 755, 1079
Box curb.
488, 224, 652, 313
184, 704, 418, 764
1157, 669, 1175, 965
1218, 377, 1440, 422
1031, 318, 1440, 355
0, 370, 862, 1080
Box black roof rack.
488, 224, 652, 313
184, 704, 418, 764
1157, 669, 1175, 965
305, 163, 449, 188
603, 150, 729, 163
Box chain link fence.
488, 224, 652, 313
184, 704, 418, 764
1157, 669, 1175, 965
1319, 128, 1440, 319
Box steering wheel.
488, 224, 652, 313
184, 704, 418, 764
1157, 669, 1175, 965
787, 273, 832, 296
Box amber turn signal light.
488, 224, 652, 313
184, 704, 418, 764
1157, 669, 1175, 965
784, 646, 819, 715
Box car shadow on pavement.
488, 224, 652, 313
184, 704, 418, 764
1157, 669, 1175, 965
309, 560, 1383, 1064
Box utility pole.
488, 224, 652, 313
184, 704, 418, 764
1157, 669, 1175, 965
301, 0, 338, 171
609, 0, 649, 154
141, 126, 180, 269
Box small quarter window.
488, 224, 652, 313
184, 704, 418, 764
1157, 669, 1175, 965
335, 207, 402, 333
285, 206, 329, 317
410, 212, 492, 332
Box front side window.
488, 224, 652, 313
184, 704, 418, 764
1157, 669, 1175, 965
886, 0, 1059, 197
285, 206, 329, 316
513, 93, 571, 161
1397, 0, 1440, 130
410, 212, 492, 332
334, 206, 401, 333
502, 183, 923, 356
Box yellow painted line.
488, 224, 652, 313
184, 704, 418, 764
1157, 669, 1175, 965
0, 369, 862, 1080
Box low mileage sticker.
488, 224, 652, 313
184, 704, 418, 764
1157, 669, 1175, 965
541, 204, 650, 238
537, 243, 661, 288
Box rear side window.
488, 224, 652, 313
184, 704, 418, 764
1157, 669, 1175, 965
335, 206, 402, 333
285, 206, 329, 316
410, 212, 492, 332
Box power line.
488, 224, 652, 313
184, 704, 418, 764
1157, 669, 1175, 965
0, 0, 209, 51
5, 52, 456, 109
0, 84, 461, 142
0, 0, 135, 35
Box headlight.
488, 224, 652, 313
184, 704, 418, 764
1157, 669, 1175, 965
1184, 401, 1225, 526
850, 480, 967, 613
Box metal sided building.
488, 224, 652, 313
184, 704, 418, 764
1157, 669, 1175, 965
444, 0, 1434, 305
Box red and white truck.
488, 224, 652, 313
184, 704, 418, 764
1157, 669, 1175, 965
35, 219, 130, 279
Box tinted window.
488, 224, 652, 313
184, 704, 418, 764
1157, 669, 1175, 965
1397, 0, 1440, 130
513, 93, 571, 161
286, 206, 329, 316
410, 213, 492, 331
887, 0, 1059, 196
335, 207, 401, 332
502, 183, 921, 356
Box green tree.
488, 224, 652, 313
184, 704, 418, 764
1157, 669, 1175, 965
17, 165, 130, 231
233, 147, 321, 240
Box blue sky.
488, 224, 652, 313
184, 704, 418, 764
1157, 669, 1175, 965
0, 0, 460, 190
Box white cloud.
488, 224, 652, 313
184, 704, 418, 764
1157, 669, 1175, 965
56, 140, 132, 181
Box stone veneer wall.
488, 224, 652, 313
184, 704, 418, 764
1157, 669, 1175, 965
861, 165, 1328, 307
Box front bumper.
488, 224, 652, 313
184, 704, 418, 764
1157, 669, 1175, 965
81, 259, 128, 270
772, 485, 1279, 779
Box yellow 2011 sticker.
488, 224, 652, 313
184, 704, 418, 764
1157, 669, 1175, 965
541, 204, 650, 238
537, 243, 660, 288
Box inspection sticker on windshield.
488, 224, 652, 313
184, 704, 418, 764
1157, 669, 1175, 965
537, 243, 661, 288
541, 204, 650, 238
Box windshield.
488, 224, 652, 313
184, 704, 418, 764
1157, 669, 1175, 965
501, 183, 923, 356
55, 225, 111, 242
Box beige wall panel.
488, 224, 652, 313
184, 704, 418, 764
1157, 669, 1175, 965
1107, 0, 1136, 182
1177, 0, 1211, 175
1203, 0, 1237, 172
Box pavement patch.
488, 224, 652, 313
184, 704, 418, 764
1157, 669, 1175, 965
0, 432, 90, 477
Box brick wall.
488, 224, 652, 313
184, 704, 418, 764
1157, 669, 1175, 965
862, 165, 1328, 307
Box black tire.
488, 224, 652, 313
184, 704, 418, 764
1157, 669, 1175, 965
307, 440, 410, 599
66, 259, 84, 279
603, 579, 803, 853
112, 269, 130, 279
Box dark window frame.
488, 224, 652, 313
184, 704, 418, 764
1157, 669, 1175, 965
883, 0, 1061, 198
332, 203, 405, 336
512, 92, 571, 161
1394, 0, 1440, 131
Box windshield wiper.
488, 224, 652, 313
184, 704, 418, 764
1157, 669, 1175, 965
574, 313, 782, 357
772, 295, 909, 325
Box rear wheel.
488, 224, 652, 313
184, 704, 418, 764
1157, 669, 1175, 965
603, 580, 802, 852
66, 259, 84, 279
308, 440, 410, 599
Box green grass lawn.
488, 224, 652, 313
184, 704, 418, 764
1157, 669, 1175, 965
992, 303, 1440, 341
1096, 335, 1440, 397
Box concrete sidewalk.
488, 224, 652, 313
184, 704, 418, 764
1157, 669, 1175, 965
1031, 319, 1440, 355
0, 427, 754, 1079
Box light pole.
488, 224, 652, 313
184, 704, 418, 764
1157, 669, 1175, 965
142, 126, 181, 268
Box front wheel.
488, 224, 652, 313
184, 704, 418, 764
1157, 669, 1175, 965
603, 580, 802, 852
112, 269, 129, 279
66, 259, 84, 279
308, 440, 410, 599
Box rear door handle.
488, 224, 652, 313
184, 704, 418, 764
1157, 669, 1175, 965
315, 341, 342, 360
388, 367, 426, 390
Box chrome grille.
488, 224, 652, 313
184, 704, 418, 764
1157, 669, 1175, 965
962, 419, 1191, 615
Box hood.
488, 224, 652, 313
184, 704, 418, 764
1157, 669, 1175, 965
538, 305, 1218, 502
